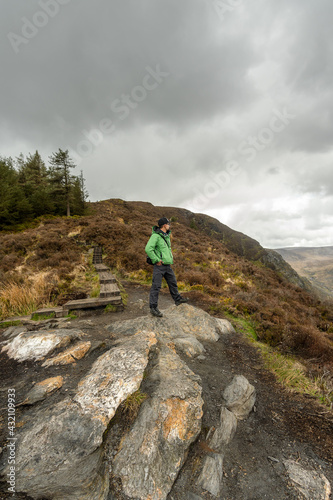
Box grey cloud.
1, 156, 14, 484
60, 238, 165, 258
1, 0, 333, 248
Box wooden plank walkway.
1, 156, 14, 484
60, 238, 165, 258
94, 264, 110, 272
99, 272, 117, 284
100, 283, 120, 298
63, 296, 122, 312
31, 251, 123, 318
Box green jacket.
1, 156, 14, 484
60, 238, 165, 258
145, 226, 174, 265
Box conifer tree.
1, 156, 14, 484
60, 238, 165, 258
48, 149, 76, 217
17, 151, 54, 217
71, 170, 89, 215
0, 157, 32, 228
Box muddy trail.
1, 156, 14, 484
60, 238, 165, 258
0, 281, 332, 499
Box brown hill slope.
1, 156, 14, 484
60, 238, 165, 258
275, 246, 333, 299
0, 198, 332, 397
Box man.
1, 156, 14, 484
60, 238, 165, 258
145, 217, 189, 317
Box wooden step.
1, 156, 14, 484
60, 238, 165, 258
100, 283, 121, 298
31, 307, 64, 319
94, 264, 110, 272
92, 247, 103, 264
99, 272, 117, 284
63, 296, 122, 312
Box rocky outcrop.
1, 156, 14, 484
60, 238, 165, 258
12, 331, 157, 499
112, 344, 203, 500
107, 304, 227, 358
4, 303, 328, 500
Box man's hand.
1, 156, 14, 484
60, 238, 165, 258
156, 260, 163, 266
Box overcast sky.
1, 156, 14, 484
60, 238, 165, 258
1, 0, 333, 248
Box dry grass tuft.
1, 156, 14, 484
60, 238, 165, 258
0, 272, 57, 319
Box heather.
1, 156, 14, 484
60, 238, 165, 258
1, 199, 332, 393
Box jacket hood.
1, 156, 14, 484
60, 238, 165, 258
152, 226, 171, 236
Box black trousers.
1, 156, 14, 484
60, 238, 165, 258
149, 264, 181, 308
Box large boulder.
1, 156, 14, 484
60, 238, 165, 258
112, 344, 204, 500
11, 331, 157, 499
1, 328, 85, 362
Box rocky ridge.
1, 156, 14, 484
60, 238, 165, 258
0, 299, 331, 499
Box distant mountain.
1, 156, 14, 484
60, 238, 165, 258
274, 246, 333, 299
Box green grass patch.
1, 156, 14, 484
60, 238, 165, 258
104, 304, 117, 313
31, 312, 56, 321
90, 284, 100, 298
0, 320, 21, 328
123, 389, 148, 419
65, 311, 77, 319
257, 343, 332, 407
223, 312, 258, 340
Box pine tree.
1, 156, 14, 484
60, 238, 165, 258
70, 171, 88, 215
17, 151, 54, 217
48, 149, 76, 217
0, 157, 32, 228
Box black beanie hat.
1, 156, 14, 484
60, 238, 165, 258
158, 217, 170, 227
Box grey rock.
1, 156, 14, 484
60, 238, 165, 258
15, 399, 108, 500
173, 336, 206, 358
112, 344, 203, 500
42, 341, 91, 366
215, 318, 236, 335
208, 407, 237, 453
107, 304, 221, 343
186, 492, 204, 500
74, 331, 157, 421
197, 453, 224, 497
284, 460, 331, 500
21, 376, 64, 405
11, 331, 157, 499
223, 375, 256, 420
1, 328, 86, 362
197, 408, 236, 497
2, 326, 27, 339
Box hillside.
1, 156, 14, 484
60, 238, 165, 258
1, 198, 333, 498
1, 199, 333, 393
275, 246, 333, 299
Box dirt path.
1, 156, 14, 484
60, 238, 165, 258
0, 281, 332, 499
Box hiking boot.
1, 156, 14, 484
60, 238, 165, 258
175, 296, 189, 306
150, 307, 163, 317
